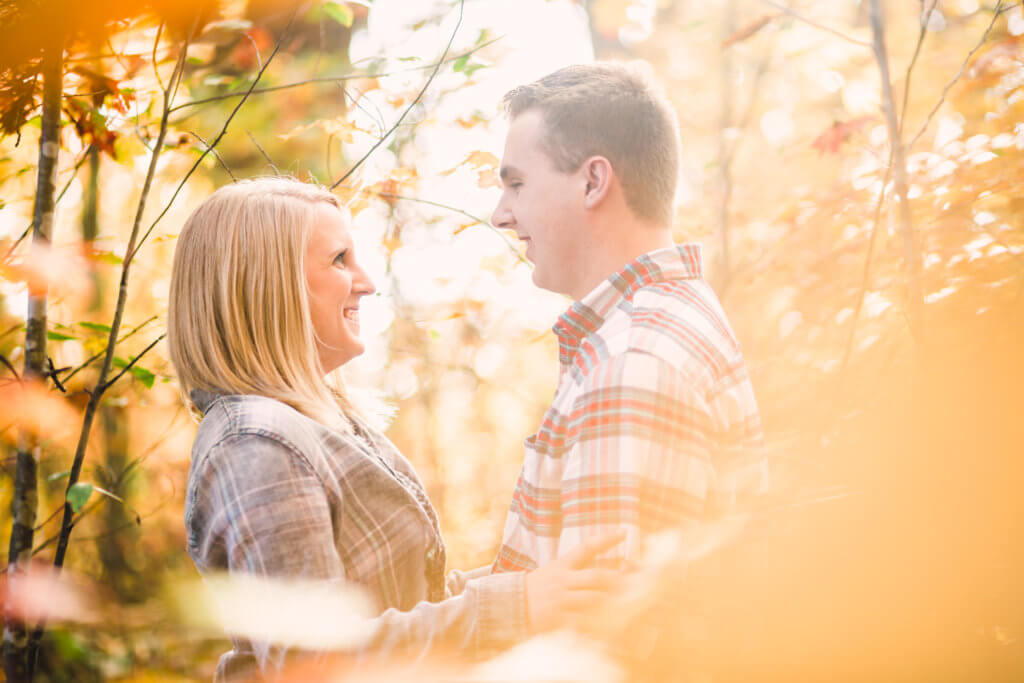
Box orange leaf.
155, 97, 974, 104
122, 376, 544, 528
811, 116, 877, 155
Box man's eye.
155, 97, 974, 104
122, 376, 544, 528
333, 251, 348, 267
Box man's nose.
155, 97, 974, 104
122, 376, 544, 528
491, 194, 513, 229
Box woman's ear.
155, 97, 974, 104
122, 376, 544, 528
581, 156, 614, 210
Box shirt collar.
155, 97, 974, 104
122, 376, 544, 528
190, 388, 222, 414
552, 244, 704, 364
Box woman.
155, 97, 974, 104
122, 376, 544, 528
167, 178, 619, 680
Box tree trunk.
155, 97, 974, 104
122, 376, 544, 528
3, 39, 63, 683
869, 0, 925, 341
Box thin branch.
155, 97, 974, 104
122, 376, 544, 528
840, 176, 890, 376
48, 19, 195, 579
869, 0, 924, 341
168, 36, 501, 114
351, 187, 529, 266
45, 357, 66, 393
907, 0, 1004, 152
132, 11, 301, 261
3, 147, 92, 262
331, 0, 465, 189
758, 0, 871, 47
243, 31, 264, 73
58, 315, 158, 385
98, 333, 164, 392
0, 324, 22, 342
247, 130, 279, 174
189, 131, 236, 180
152, 22, 166, 94
0, 352, 20, 381
898, 0, 940, 137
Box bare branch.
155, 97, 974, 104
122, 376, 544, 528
189, 130, 236, 180
758, 0, 871, 47
168, 36, 501, 115
348, 186, 529, 266
898, 0, 940, 136
98, 333, 165, 393
152, 22, 166, 94
869, 0, 924, 341
331, 1, 466, 189
4, 146, 92, 262
906, 0, 1004, 152
0, 352, 19, 381
133, 11, 301, 260
247, 130, 280, 174
839, 0, 956, 373
58, 315, 158, 385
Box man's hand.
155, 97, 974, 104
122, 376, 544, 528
524, 530, 626, 633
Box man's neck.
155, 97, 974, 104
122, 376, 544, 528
568, 223, 675, 301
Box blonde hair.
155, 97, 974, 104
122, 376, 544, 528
168, 177, 359, 433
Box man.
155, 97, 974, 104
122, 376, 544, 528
490, 63, 766, 571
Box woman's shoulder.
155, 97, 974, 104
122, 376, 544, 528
191, 391, 326, 465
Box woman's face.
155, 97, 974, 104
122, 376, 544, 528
304, 203, 376, 373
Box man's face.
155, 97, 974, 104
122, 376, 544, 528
492, 110, 587, 296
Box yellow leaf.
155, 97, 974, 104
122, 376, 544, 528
453, 221, 480, 235
440, 150, 499, 177
476, 168, 500, 189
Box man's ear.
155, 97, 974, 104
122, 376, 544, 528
581, 156, 614, 210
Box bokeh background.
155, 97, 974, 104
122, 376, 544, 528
2, 0, 1023, 680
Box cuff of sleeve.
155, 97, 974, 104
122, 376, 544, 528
470, 570, 528, 653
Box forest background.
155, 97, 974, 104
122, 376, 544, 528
1, 0, 1023, 681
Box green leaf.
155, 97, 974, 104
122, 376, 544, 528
453, 55, 469, 72
67, 482, 94, 513
113, 356, 155, 388
46, 331, 78, 341
429, 329, 441, 340
186, 56, 206, 65
130, 366, 155, 389
47, 470, 71, 483
78, 322, 111, 333
463, 63, 488, 78
91, 250, 124, 265
323, 2, 354, 27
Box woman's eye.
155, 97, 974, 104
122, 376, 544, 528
333, 251, 348, 267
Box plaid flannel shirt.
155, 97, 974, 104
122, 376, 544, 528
185, 390, 525, 681
494, 245, 766, 572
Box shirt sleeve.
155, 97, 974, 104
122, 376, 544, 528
556, 351, 720, 567
186, 434, 526, 680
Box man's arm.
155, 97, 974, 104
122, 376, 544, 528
556, 350, 722, 566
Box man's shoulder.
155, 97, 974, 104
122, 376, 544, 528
590, 278, 742, 381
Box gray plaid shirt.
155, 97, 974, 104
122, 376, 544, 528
185, 390, 526, 680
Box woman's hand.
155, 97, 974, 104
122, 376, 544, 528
524, 530, 627, 633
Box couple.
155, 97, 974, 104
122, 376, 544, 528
168, 62, 764, 680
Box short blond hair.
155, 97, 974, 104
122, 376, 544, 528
168, 177, 358, 432
503, 62, 680, 226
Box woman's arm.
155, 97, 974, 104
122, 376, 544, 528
186, 433, 527, 679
